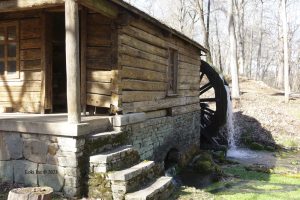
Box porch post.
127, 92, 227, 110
65, 0, 81, 123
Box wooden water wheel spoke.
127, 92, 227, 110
200, 98, 216, 102
200, 72, 205, 83
200, 83, 213, 95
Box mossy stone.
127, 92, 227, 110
194, 160, 214, 173
265, 145, 276, 152
250, 142, 264, 150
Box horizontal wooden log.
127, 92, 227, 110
130, 20, 164, 39
122, 91, 166, 103
87, 81, 111, 95
20, 60, 41, 70
179, 54, 200, 66
21, 71, 42, 81
178, 75, 200, 84
87, 13, 112, 25
178, 83, 199, 90
145, 109, 167, 119
120, 44, 168, 66
0, 102, 40, 113
87, 59, 112, 70
122, 66, 166, 82
170, 103, 200, 116
87, 25, 112, 47
123, 96, 199, 113
122, 79, 167, 91
0, 84, 41, 92
0, 91, 40, 102
20, 49, 41, 60
119, 54, 166, 73
121, 25, 167, 49
178, 68, 200, 76
20, 38, 41, 49
179, 62, 200, 71
86, 47, 111, 60
120, 34, 168, 58
87, 70, 113, 83
0, 81, 40, 87
177, 90, 199, 97
86, 93, 111, 108
20, 18, 41, 39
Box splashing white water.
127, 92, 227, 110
225, 86, 236, 149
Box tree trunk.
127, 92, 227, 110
228, 0, 240, 98
256, 1, 263, 80
276, 1, 284, 89
8, 187, 53, 200
282, 0, 290, 103
214, 13, 223, 73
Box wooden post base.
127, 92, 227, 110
8, 187, 53, 200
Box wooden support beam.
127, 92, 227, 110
65, 0, 81, 123
78, 0, 119, 18
80, 7, 87, 115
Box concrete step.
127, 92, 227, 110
108, 161, 162, 199
89, 145, 140, 173
87, 130, 128, 154
125, 176, 174, 200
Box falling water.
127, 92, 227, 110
225, 85, 236, 149
225, 85, 258, 159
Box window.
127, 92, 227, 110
0, 22, 19, 78
167, 48, 178, 95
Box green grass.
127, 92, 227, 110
174, 164, 300, 200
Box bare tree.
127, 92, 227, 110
281, 0, 290, 102
228, 0, 240, 98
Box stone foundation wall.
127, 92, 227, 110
0, 131, 85, 197
119, 111, 201, 164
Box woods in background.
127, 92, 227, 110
126, 0, 300, 95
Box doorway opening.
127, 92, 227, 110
51, 13, 67, 113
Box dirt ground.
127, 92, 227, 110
233, 77, 300, 149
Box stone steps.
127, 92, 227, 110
89, 145, 140, 173
125, 176, 174, 200
87, 130, 129, 154
108, 161, 162, 199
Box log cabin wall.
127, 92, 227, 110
0, 11, 43, 113
118, 18, 201, 116
85, 10, 118, 110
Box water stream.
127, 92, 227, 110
225, 86, 257, 159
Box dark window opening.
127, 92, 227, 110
167, 49, 178, 95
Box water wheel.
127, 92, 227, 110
200, 61, 228, 146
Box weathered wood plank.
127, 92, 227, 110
121, 25, 167, 49
87, 70, 113, 83
0, 85, 41, 92
120, 44, 168, 66
0, 102, 41, 113
122, 66, 166, 82
20, 60, 41, 70
122, 96, 199, 113
0, 81, 41, 87
87, 25, 112, 47
20, 38, 41, 49
87, 81, 111, 95
21, 71, 42, 81
86, 47, 111, 59
86, 93, 111, 108
122, 91, 166, 103
119, 54, 167, 73
86, 59, 112, 70
81, 7, 87, 113
0, 92, 41, 102
177, 90, 199, 97
20, 49, 41, 60
20, 18, 41, 39
120, 34, 168, 58
178, 75, 200, 84
178, 83, 199, 90
179, 54, 200, 66
122, 79, 167, 91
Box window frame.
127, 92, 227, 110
0, 21, 20, 79
167, 48, 178, 96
